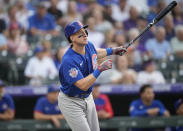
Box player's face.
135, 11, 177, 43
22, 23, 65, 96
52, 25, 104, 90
0, 87, 4, 98
47, 91, 59, 103
71, 28, 88, 45
36, 52, 44, 60
141, 88, 154, 103
177, 104, 183, 115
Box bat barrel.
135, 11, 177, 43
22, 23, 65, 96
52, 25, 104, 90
154, 1, 177, 22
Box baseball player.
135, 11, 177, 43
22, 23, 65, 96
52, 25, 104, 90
58, 21, 126, 131
0, 80, 15, 120
34, 85, 64, 127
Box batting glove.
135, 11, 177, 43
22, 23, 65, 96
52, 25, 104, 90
112, 46, 127, 56
97, 59, 112, 72
93, 59, 112, 78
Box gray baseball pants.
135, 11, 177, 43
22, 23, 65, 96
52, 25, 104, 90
58, 91, 100, 131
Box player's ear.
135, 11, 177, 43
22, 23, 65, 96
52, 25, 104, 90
70, 35, 74, 43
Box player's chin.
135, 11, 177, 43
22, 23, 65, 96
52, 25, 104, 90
82, 39, 88, 44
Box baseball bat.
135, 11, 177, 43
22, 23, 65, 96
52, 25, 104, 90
122, 0, 177, 53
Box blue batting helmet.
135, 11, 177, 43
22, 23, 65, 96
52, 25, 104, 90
64, 21, 88, 43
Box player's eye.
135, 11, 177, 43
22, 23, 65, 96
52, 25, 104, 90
78, 34, 84, 38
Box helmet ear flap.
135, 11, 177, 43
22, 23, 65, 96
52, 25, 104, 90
85, 30, 88, 36
68, 37, 72, 43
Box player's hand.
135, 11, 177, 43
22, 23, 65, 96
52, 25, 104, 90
98, 110, 110, 119
51, 116, 61, 128
164, 110, 170, 117
147, 108, 159, 116
112, 46, 127, 56
97, 59, 112, 72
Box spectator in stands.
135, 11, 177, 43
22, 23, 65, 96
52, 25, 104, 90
0, 18, 8, 52
66, 1, 83, 22
127, 0, 149, 13
75, 0, 90, 14
28, 2, 59, 38
155, 0, 167, 26
47, 0, 63, 23
113, 55, 137, 84
145, 26, 171, 60
111, 0, 129, 22
170, 25, 183, 58
34, 85, 64, 127
41, 40, 52, 58
0, 30, 8, 52
0, 0, 16, 12
24, 46, 58, 86
92, 8, 113, 33
105, 29, 115, 45
137, 59, 166, 84
113, 32, 126, 47
15, 0, 32, 31
86, 17, 105, 48
129, 84, 170, 131
54, 46, 68, 70
171, 99, 183, 131
172, 4, 183, 25
126, 28, 142, 70
137, 15, 154, 53
103, 4, 115, 24
92, 83, 114, 119
8, 5, 18, 26
123, 6, 139, 31
8, 5, 26, 35
7, 23, 29, 56
96, 0, 118, 6
114, 21, 124, 34
0, 19, 6, 33
164, 14, 175, 41
147, 0, 166, 25
55, 0, 68, 15
0, 80, 15, 120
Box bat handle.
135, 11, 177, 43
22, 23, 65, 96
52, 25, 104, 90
119, 51, 126, 56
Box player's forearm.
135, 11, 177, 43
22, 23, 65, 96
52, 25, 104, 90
96, 48, 108, 59
0, 113, 14, 120
54, 114, 64, 119
34, 112, 53, 120
130, 110, 148, 116
74, 73, 97, 91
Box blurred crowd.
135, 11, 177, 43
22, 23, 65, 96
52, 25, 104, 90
0, 0, 183, 86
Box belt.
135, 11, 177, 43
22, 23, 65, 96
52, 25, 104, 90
67, 93, 90, 99
60, 89, 90, 99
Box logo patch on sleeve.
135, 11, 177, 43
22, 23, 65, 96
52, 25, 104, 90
69, 68, 78, 78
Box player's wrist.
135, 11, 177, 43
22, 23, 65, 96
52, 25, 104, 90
106, 48, 113, 56
93, 68, 101, 78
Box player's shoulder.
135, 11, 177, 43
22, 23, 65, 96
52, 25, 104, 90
153, 99, 163, 104
62, 48, 75, 62
99, 94, 109, 100
28, 56, 37, 62
62, 54, 75, 65
130, 99, 141, 105
37, 96, 47, 103
27, 56, 41, 65
3, 94, 13, 100
86, 41, 95, 48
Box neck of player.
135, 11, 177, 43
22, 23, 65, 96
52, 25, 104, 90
72, 44, 85, 55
